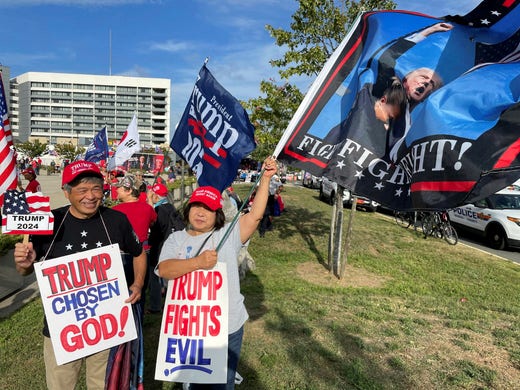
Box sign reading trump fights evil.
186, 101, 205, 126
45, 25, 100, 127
155, 262, 229, 384
34, 244, 137, 365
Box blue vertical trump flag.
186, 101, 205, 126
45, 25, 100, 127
275, 0, 520, 211
84, 126, 109, 163
171, 64, 256, 192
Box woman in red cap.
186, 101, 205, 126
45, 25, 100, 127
156, 156, 278, 389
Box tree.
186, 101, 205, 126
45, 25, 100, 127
55, 142, 83, 161
15, 140, 47, 159
243, 81, 303, 161
266, 0, 396, 79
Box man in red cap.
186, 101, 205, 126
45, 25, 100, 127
145, 182, 184, 313
13, 160, 147, 390
18, 166, 42, 193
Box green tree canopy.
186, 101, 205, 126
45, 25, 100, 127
266, 0, 396, 78
15, 140, 47, 159
243, 81, 303, 160
55, 143, 84, 161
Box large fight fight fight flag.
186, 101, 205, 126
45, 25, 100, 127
275, 0, 520, 211
171, 64, 256, 192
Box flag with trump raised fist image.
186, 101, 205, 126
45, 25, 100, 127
275, 0, 520, 211
171, 64, 256, 192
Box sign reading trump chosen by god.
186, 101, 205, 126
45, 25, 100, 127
34, 244, 137, 365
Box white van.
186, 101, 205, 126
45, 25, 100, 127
448, 187, 520, 250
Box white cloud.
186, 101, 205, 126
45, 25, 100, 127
117, 65, 151, 77
2, 52, 57, 66
149, 40, 190, 53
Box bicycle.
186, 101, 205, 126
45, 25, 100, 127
421, 211, 458, 245
394, 210, 426, 233
395, 211, 415, 228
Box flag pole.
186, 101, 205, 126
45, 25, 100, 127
215, 167, 266, 252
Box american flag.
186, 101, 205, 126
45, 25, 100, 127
1, 190, 54, 234
0, 72, 17, 198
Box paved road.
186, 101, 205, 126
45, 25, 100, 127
379, 209, 520, 265
456, 230, 520, 265
26, 171, 69, 208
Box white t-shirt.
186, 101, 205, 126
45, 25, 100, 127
157, 222, 249, 333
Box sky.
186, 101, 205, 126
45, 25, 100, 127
0, 0, 481, 132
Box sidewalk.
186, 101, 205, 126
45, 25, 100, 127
0, 265, 37, 318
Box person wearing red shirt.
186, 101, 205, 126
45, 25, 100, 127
113, 174, 157, 250
113, 174, 157, 317
18, 167, 42, 193
108, 170, 120, 200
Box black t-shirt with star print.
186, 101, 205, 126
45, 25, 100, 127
31, 205, 142, 259
30, 205, 142, 337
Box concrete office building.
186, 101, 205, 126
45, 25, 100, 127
9, 72, 170, 147
0, 66, 11, 105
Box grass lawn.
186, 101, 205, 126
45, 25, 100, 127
1, 183, 519, 389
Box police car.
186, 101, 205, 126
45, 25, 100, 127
448, 187, 520, 250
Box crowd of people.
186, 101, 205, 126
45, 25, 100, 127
12, 156, 279, 389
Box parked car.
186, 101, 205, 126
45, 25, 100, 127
303, 172, 321, 189
319, 177, 379, 212
448, 187, 520, 249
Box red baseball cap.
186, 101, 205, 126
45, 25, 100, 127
189, 186, 223, 211
22, 167, 35, 175
62, 160, 103, 186
151, 183, 168, 197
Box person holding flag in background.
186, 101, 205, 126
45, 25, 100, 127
18, 166, 42, 193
